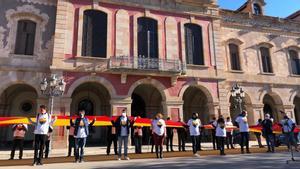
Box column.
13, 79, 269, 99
284, 105, 295, 121
252, 104, 264, 123
164, 100, 183, 121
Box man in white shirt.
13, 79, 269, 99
225, 117, 235, 149
187, 113, 201, 156
280, 111, 299, 151
28, 105, 57, 166
235, 110, 251, 154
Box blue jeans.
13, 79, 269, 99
75, 138, 86, 160
191, 135, 200, 154
118, 136, 128, 158
265, 134, 274, 151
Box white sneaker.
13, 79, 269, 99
118, 158, 121, 161
194, 153, 200, 157
125, 157, 130, 160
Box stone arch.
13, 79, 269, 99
66, 76, 117, 98
0, 81, 41, 98
178, 82, 215, 103
261, 92, 284, 122
127, 78, 168, 101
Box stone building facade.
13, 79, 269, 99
0, 0, 299, 149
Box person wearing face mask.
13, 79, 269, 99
235, 110, 251, 154
262, 114, 274, 153
70, 110, 96, 163
187, 113, 201, 157
216, 115, 226, 155
225, 117, 234, 149
115, 109, 131, 160
279, 111, 299, 152
27, 105, 57, 166
151, 113, 166, 159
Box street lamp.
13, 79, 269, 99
40, 74, 66, 115
231, 84, 245, 116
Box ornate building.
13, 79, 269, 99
0, 0, 299, 149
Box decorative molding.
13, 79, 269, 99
18, 0, 57, 6
0, 26, 9, 57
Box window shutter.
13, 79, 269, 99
15, 20, 36, 55
185, 26, 193, 64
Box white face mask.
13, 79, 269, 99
122, 112, 126, 117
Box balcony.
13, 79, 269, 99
108, 56, 186, 75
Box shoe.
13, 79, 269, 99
118, 158, 121, 161
220, 153, 226, 156
37, 162, 43, 166
194, 153, 200, 157
246, 151, 251, 154
32, 162, 37, 166
75, 160, 80, 163
241, 151, 245, 154
267, 150, 271, 153
9, 158, 13, 160
19, 157, 22, 160
125, 157, 130, 160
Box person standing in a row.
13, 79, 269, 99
67, 125, 75, 157
210, 117, 217, 150
261, 113, 274, 153
280, 111, 299, 152
187, 113, 201, 157
106, 120, 118, 156
166, 117, 174, 152
225, 117, 234, 149
134, 117, 143, 154
9, 123, 28, 160
71, 110, 95, 163
177, 118, 187, 152
115, 109, 131, 160
152, 113, 166, 159
235, 110, 251, 154
254, 119, 264, 148
216, 116, 226, 155
28, 105, 57, 166
44, 126, 53, 158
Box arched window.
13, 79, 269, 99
290, 50, 300, 75
137, 17, 158, 59
253, 3, 262, 15
15, 20, 36, 55
229, 43, 241, 70
184, 23, 204, 65
82, 10, 107, 57
260, 47, 273, 73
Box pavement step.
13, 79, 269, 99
0, 147, 289, 167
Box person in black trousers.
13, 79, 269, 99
235, 111, 251, 154
254, 119, 264, 148
67, 125, 75, 157
210, 117, 217, 150
106, 120, 118, 155
44, 126, 53, 158
262, 114, 275, 153
10, 124, 28, 160
177, 119, 187, 152
225, 117, 235, 149
134, 125, 143, 154
166, 117, 174, 152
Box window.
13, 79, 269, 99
253, 4, 262, 15
184, 23, 204, 65
229, 43, 241, 71
15, 20, 36, 55
290, 50, 300, 75
82, 10, 107, 57
137, 17, 158, 59
260, 47, 273, 73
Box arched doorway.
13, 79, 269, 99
71, 82, 111, 146
0, 84, 37, 149
262, 93, 284, 122
229, 93, 254, 124
293, 96, 300, 124
131, 84, 163, 145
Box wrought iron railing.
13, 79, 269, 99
109, 56, 186, 73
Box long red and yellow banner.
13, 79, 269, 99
0, 116, 299, 134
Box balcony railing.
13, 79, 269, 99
108, 56, 186, 74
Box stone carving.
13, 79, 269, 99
18, 0, 57, 6
0, 27, 9, 57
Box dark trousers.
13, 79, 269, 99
33, 134, 47, 163
265, 134, 275, 152
10, 139, 24, 159
226, 132, 234, 149
166, 134, 174, 152
217, 137, 225, 155
212, 130, 217, 150
68, 135, 75, 156
75, 138, 86, 161
191, 135, 200, 154
106, 134, 118, 155
254, 132, 263, 147
178, 134, 186, 151
240, 132, 250, 152
134, 135, 142, 154
198, 135, 202, 150
45, 140, 50, 158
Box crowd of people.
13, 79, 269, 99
7, 105, 299, 166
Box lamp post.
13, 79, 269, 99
40, 74, 66, 115
230, 84, 245, 116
